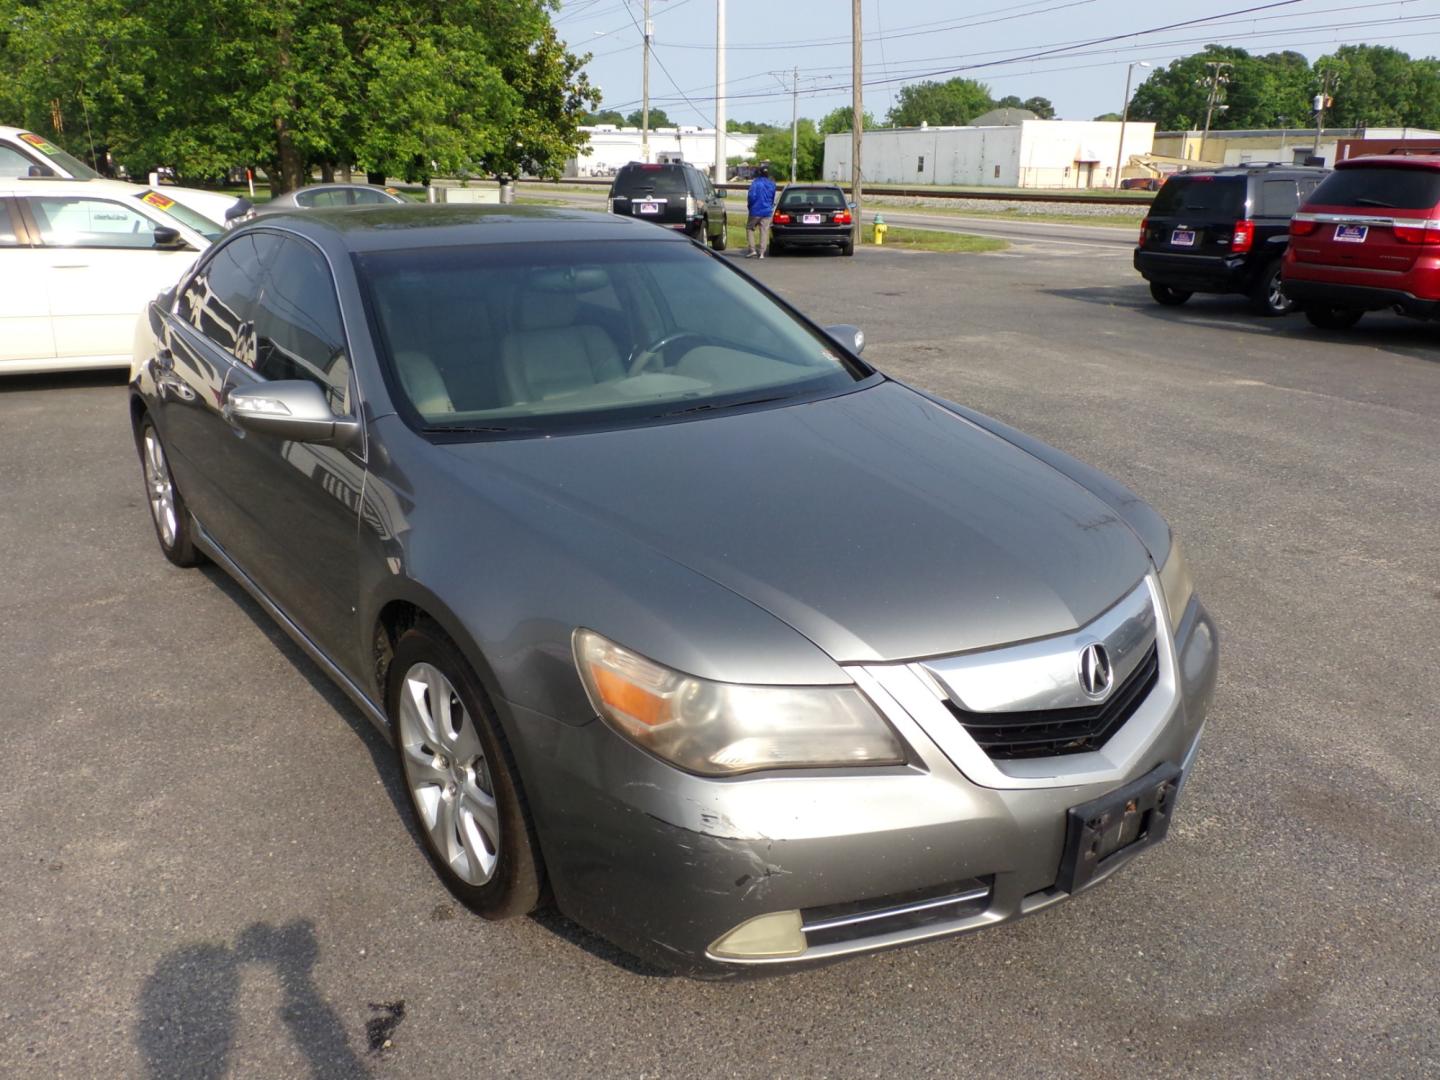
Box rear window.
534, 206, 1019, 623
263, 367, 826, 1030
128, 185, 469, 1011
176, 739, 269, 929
1150, 176, 1246, 218
612, 167, 689, 198
779, 188, 846, 209
1308, 167, 1440, 211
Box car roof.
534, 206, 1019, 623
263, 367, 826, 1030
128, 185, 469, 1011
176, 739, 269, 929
0, 176, 147, 196
1168, 164, 1327, 180
241, 203, 690, 253
1335, 153, 1440, 171
781, 184, 843, 190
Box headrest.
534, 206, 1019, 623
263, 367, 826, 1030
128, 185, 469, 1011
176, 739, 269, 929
518, 289, 578, 331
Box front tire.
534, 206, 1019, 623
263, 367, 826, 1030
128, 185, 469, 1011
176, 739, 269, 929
137, 416, 203, 567
388, 622, 544, 919
1149, 281, 1192, 306
1250, 260, 1294, 316
1304, 304, 1364, 330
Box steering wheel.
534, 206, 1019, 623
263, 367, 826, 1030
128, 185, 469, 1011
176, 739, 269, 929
626, 331, 707, 376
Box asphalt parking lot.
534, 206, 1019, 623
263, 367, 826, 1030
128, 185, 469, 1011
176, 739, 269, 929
3, 237, 1438, 1078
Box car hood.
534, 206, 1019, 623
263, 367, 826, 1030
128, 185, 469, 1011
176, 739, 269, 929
442, 381, 1153, 663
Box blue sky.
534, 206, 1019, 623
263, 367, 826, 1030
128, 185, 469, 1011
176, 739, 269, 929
552, 0, 1440, 126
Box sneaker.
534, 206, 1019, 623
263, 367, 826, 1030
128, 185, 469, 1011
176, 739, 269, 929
744, 250, 756, 258
758, 252, 765, 259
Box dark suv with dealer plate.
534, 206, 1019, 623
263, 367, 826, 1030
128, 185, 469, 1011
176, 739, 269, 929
1283, 154, 1440, 329
1134, 164, 1327, 315
607, 161, 728, 250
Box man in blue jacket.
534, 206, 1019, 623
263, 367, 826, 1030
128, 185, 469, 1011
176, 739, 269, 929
745, 164, 777, 259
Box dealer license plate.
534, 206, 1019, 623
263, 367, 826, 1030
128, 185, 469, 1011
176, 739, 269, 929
1334, 223, 1369, 243
1057, 763, 1182, 894
1170, 228, 1196, 247
638, 201, 660, 215
802, 213, 823, 225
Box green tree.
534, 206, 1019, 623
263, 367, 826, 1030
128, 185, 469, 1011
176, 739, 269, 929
1128, 45, 1313, 130
818, 106, 876, 135
585, 110, 626, 125
0, 0, 596, 192
727, 119, 780, 134
753, 118, 823, 181
625, 108, 672, 128
1022, 96, 1056, 119
886, 78, 993, 127
1321, 44, 1431, 128
1093, 112, 1124, 122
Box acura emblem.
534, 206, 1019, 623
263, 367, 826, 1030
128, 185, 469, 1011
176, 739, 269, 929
1078, 643, 1114, 699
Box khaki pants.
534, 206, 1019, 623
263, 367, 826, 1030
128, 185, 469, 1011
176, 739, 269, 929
746, 215, 772, 253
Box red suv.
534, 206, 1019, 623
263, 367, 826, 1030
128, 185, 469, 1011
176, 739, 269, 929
1283, 154, 1440, 329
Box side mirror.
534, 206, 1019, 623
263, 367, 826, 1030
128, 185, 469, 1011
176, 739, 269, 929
225, 380, 360, 448
152, 226, 185, 249
224, 199, 253, 222
824, 324, 865, 355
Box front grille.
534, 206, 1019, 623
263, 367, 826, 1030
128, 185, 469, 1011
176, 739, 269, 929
946, 644, 1159, 760
800, 878, 992, 949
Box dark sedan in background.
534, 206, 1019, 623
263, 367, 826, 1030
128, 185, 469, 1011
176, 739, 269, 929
770, 183, 854, 255
130, 204, 1216, 976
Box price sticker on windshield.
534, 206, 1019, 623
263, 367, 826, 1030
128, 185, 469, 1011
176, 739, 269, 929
18, 132, 62, 155
141, 191, 176, 211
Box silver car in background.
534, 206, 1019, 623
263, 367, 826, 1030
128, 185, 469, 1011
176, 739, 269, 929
129, 205, 1217, 976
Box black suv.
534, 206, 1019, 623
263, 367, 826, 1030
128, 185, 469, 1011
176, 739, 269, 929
607, 161, 728, 250
1134, 164, 1328, 315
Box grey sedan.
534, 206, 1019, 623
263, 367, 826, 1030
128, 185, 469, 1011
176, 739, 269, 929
129, 205, 1217, 976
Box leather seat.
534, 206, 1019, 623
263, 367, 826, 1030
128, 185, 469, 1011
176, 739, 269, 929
394, 350, 454, 419
500, 278, 624, 404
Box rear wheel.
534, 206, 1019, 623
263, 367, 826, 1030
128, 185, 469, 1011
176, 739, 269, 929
840, 238, 855, 256
1250, 260, 1294, 316
1149, 281, 1192, 306
1304, 304, 1364, 330
388, 622, 544, 919
769, 239, 784, 256
711, 213, 727, 250
137, 416, 203, 568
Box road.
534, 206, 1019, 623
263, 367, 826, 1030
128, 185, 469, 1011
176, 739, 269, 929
2, 238, 1437, 1078
517, 182, 1137, 250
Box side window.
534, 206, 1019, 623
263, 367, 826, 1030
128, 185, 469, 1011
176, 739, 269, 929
25, 196, 160, 248
250, 235, 352, 416
1261, 179, 1300, 217
350, 188, 392, 205
179, 231, 275, 359
1298, 178, 1321, 201
0, 145, 48, 178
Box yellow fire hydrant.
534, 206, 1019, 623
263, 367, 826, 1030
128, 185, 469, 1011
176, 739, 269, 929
873, 214, 888, 245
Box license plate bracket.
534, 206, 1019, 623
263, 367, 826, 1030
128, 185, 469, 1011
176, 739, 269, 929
802, 213, 823, 224
638, 201, 661, 215
1057, 763, 1182, 895
1170, 228, 1196, 247
1334, 223, 1368, 243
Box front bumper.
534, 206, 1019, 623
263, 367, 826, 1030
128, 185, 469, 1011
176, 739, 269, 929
506, 590, 1218, 977
1134, 248, 1249, 294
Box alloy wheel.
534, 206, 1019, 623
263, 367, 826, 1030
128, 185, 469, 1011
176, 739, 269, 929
142, 429, 178, 548
397, 662, 500, 886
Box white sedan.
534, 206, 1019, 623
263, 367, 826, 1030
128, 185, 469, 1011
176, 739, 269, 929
1, 177, 216, 374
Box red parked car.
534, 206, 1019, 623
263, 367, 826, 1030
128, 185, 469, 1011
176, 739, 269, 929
1283, 153, 1440, 329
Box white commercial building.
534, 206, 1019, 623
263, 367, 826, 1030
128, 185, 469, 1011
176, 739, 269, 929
823, 120, 1157, 188
567, 126, 760, 178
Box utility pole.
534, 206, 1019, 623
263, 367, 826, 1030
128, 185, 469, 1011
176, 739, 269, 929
713, 0, 726, 183
1113, 61, 1149, 188
642, 0, 652, 162
851, 0, 863, 246
1199, 60, 1231, 162
788, 66, 800, 180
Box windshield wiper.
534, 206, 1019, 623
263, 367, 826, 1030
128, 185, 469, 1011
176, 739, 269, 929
1352, 196, 1396, 207
421, 424, 521, 434
654, 394, 791, 418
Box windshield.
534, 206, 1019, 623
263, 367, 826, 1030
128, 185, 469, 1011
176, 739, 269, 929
134, 190, 223, 241
779, 188, 846, 209
1150, 176, 1246, 218
1309, 167, 1440, 210
611, 167, 689, 198
358, 239, 872, 435
14, 132, 101, 179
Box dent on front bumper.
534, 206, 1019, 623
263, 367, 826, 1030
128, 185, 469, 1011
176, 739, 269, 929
506, 590, 1218, 977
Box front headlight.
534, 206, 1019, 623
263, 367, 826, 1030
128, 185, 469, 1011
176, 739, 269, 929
573, 629, 905, 776
1158, 535, 1196, 633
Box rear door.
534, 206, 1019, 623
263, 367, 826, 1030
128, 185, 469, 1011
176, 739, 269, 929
1293, 165, 1440, 272
19, 193, 200, 362
0, 198, 56, 366
1143, 175, 1247, 255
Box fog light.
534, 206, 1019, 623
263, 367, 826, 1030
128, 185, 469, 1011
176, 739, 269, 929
708, 910, 805, 960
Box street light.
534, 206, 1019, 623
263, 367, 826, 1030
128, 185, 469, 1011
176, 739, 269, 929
1113, 60, 1150, 189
